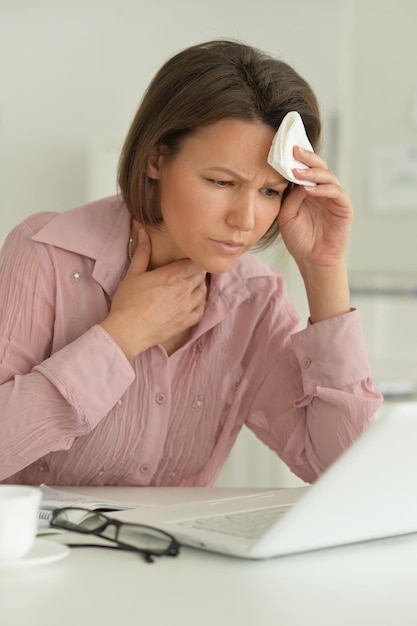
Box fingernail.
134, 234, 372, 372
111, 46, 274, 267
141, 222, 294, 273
138, 228, 147, 243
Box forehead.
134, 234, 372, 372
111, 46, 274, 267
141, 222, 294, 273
178, 118, 281, 176
176, 118, 288, 186
188, 117, 275, 150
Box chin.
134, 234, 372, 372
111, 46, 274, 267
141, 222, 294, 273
198, 258, 241, 275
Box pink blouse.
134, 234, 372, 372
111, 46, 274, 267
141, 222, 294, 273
0, 196, 382, 486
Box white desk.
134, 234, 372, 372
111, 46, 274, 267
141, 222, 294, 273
1, 486, 417, 626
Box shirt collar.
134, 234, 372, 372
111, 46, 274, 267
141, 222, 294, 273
192, 254, 274, 338
31, 195, 131, 297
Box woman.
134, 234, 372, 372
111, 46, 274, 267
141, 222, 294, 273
0, 40, 382, 486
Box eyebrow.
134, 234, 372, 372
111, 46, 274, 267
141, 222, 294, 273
206, 166, 288, 188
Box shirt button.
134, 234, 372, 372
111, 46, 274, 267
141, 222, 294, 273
117, 399, 122, 406
302, 357, 312, 368
140, 464, 150, 474
155, 393, 166, 404
192, 396, 203, 410
98, 469, 105, 475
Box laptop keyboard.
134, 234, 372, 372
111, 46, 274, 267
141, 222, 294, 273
178, 505, 290, 540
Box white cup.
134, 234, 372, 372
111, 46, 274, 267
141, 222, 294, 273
0, 485, 42, 561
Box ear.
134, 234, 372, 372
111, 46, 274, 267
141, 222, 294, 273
146, 145, 168, 180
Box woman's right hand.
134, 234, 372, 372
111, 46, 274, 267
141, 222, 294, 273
100, 230, 207, 361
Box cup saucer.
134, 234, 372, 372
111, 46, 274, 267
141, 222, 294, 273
0, 539, 70, 569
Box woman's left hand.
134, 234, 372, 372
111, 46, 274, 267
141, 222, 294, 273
277, 146, 353, 273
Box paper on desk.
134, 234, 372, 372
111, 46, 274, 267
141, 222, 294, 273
37, 484, 151, 535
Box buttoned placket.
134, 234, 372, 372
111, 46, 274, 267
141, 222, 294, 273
133, 348, 172, 484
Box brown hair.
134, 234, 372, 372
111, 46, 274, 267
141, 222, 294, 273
118, 39, 321, 248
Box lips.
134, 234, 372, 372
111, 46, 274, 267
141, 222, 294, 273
210, 239, 246, 255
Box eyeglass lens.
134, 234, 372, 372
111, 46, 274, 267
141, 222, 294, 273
52, 508, 174, 553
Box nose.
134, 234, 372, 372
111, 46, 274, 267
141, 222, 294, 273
226, 192, 256, 231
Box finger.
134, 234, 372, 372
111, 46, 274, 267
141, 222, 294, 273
303, 183, 350, 205
293, 146, 327, 169
160, 264, 206, 294
176, 271, 207, 306
172, 258, 207, 280
188, 270, 207, 292
130, 229, 151, 274
188, 286, 208, 321
192, 275, 208, 300
293, 168, 339, 187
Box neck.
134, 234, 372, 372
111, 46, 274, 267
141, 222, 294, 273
129, 219, 180, 269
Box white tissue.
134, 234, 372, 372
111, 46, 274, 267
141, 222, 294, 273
267, 111, 316, 186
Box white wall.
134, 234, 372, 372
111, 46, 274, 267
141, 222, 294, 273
337, 0, 417, 388
338, 0, 417, 275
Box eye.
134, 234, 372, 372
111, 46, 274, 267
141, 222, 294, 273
208, 179, 231, 187
260, 188, 280, 198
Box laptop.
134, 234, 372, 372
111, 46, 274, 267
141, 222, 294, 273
116, 402, 417, 559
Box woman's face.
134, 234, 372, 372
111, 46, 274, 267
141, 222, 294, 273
146, 118, 289, 273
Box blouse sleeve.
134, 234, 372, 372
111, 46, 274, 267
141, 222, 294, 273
0, 223, 134, 481
245, 309, 383, 484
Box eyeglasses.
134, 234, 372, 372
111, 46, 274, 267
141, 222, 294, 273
49, 507, 181, 563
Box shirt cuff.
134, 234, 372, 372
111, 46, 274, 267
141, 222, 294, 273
34, 324, 135, 429
290, 309, 372, 394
